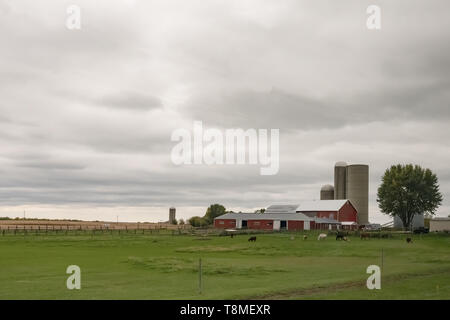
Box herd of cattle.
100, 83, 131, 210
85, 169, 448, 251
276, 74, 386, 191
245, 232, 413, 243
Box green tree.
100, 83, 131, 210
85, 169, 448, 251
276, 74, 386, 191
254, 208, 266, 214
188, 216, 208, 227
204, 204, 226, 224
178, 218, 185, 225
377, 164, 443, 229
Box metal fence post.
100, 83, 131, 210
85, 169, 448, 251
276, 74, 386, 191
199, 258, 202, 295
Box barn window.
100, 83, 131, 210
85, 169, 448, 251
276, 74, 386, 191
219, 221, 224, 225
329, 213, 334, 219
254, 222, 260, 226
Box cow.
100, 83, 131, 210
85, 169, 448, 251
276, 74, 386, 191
336, 232, 346, 241
248, 236, 257, 242
317, 233, 327, 240
406, 237, 412, 243
303, 235, 308, 240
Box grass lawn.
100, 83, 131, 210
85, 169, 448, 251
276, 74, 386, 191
0, 231, 449, 299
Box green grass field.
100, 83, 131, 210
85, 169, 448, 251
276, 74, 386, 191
0, 231, 449, 299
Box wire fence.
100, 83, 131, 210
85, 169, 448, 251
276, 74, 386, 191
0, 222, 194, 237
0, 223, 446, 238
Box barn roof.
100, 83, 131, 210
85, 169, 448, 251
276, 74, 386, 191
314, 217, 341, 224
215, 213, 341, 224
295, 200, 349, 212
265, 204, 299, 214
266, 200, 351, 213
214, 212, 313, 221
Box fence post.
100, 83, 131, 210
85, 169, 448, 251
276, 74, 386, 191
199, 258, 202, 295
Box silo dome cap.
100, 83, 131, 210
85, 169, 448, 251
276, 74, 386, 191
321, 184, 334, 191
335, 161, 347, 167
347, 164, 369, 167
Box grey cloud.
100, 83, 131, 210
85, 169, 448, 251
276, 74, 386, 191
15, 161, 85, 170
186, 82, 450, 130
98, 91, 163, 111
0, 0, 449, 222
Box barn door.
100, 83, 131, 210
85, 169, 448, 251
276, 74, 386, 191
236, 219, 242, 229
304, 221, 310, 230
273, 220, 280, 230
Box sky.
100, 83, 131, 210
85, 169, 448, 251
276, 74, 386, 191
0, 0, 449, 223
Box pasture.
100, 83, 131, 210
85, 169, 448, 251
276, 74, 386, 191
0, 230, 449, 299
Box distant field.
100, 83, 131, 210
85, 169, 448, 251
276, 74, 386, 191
0, 231, 449, 299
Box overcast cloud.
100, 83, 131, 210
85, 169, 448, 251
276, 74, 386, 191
0, 0, 449, 223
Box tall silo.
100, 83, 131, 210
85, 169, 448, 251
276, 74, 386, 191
169, 207, 176, 224
334, 161, 347, 199
320, 184, 335, 200
346, 164, 369, 225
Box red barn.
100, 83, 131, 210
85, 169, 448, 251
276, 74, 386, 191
214, 212, 314, 231
214, 200, 358, 231
295, 200, 358, 228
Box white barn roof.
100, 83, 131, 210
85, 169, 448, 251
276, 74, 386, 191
314, 217, 341, 224
295, 200, 349, 212
267, 200, 350, 213
265, 205, 299, 214
214, 212, 313, 221
215, 213, 339, 224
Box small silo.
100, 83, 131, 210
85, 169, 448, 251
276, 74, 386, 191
334, 161, 347, 200
169, 207, 176, 224
320, 184, 335, 200
346, 164, 369, 225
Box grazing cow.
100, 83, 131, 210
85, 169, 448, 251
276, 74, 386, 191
336, 232, 346, 241
248, 236, 257, 242
360, 233, 370, 240
230, 234, 234, 238
317, 233, 327, 240
406, 237, 412, 243
303, 235, 308, 240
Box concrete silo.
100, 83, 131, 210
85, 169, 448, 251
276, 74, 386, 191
334, 161, 347, 200
346, 164, 369, 225
169, 207, 176, 224
320, 184, 335, 200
